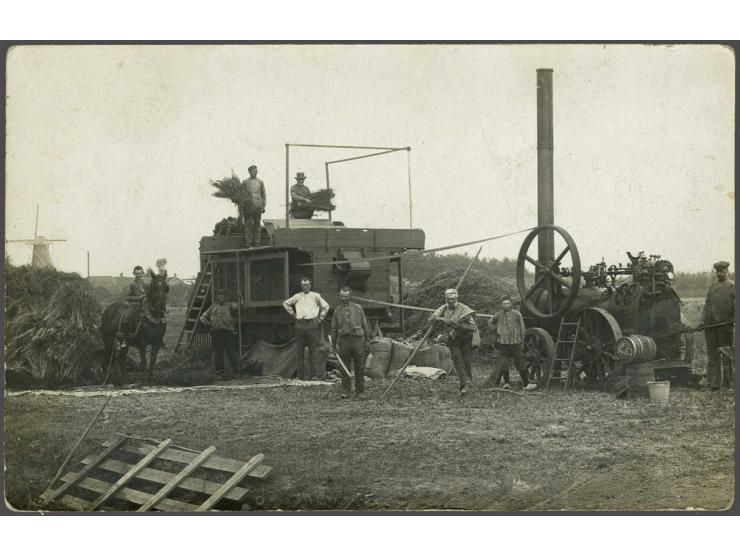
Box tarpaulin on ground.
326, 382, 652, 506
402, 365, 448, 380
240, 340, 298, 378
239, 339, 331, 379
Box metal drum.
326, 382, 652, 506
616, 334, 657, 363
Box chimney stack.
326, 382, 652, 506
537, 68, 555, 263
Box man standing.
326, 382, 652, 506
200, 289, 240, 379
702, 261, 735, 390
331, 286, 372, 398
283, 278, 330, 380
241, 164, 266, 247
428, 288, 478, 395
289, 172, 314, 219
487, 295, 538, 391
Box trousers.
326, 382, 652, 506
243, 209, 263, 246
295, 322, 321, 379
705, 325, 734, 388
337, 335, 366, 394
496, 343, 530, 386
448, 337, 473, 388
212, 329, 239, 374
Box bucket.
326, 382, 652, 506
647, 380, 670, 402
616, 334, 657, 363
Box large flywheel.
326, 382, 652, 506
574, 307, 622, 385
517, 225, 581, 319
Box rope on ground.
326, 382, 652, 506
43, 394, 113, 496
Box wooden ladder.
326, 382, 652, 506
175, 257, 215, 354
546, 318, 581, 390
175, 221, 234, 354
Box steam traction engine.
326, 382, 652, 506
515, 225, 692, 386
514, 70, 693, 387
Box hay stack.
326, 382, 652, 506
403, 268, 519, 334
5, 264, 103, 386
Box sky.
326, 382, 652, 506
4, 44, 735, 278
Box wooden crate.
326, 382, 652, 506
40, 435, 272, 512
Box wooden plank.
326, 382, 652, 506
81, 457, 250, 502
327, 228, 374, 248
59, 472, 197, 512
137, 446, 217, 512
57, 494, 118, 512
42, 434, 125, 503
108, 440, 272, 479
196, 454, 264, 511
88, 439, 172, 511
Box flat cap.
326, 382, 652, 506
713, 261, 730, 270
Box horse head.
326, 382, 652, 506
147, 269, 170, 318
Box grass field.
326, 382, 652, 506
4, 302, 735, 512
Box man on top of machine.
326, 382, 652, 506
702, 260, 735, 390
241, 164, 266, 247
289, 172, 314, 219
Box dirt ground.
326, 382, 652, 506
4, 368, 735, 512
4, 302, 735, 512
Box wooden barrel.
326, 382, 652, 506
367, 338, 392, 379
616, 335, 657, 363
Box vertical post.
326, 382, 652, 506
236, 252, 242, 360
406, 148, 413, 229
397, 258, 404, 334
325, 162, 332, 223
537, 69, 555, 264
285, 144, 290, 228
86, 251, 90, 278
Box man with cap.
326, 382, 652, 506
702, 261, 735, 390
289, 172, 314, 219
200, 289, 240, 379
487, 295, 538, 391
241, 165, 266, 247
428, 288, 478, 395
124, 265, 148, 338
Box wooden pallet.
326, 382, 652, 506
40, 434, 272, 512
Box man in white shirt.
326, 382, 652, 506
283, 278, 330, 380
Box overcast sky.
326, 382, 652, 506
5, 44, 734, 278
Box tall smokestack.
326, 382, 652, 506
537, 68, 554, 263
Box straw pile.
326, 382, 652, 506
5, 262, 104, 386
307, 188, 336, 212
210, 173, 253, 212
403, 268, 519, 335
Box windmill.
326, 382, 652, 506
6, 204, 67, 268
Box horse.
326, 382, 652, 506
101, 270, 169, 385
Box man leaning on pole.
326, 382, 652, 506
331, 286, 372, 399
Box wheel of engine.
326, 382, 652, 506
574, 307, 623, 386
517, 225, 581, 319
523, 327, 555, 385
